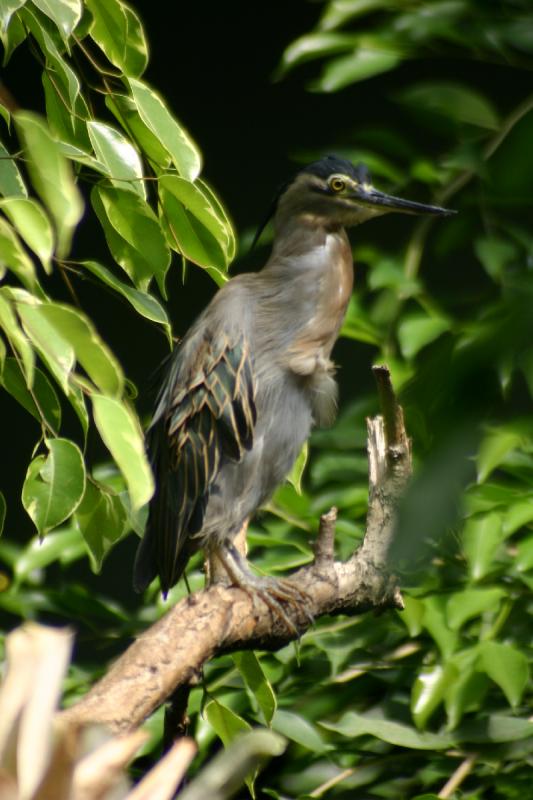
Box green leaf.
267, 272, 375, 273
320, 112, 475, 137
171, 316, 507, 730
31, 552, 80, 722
42, 71, 90, 150
421, 595, 459, 658
105, 92, 171, 167
503, 499, 533, 537
400, 594, 425, 637
398, 82, 500, 129
16, 299, 73, 394
0, 197, 53, 272
14, 111, 83, 256
159, 174, 234, 271
272, 709, 328, 753
0, 139, 27, 196
196, 177, 237, 262
31, 0, 81, 44
1, 356, 61, 432
14, 527, 85, 581
64, 382, 88, 440
286, 442, 308, 496
368, 257, 421, 297
0, 9, 26, 64
462, 512, 505, 581
455, 714, 533, 744
19, 5, 90, 148
0, 215, 39, 291
0, 289, 34, 383
87, 121, 145, 198
0, 0, 25, 33
91, 393, 154, 510
279, 32, 360, 74
233, 651, 277, 725
321, 711, 454, 750
159, 184, 222, 272
477, 428, 522, 483
80, 260, 171, 343
465, 482, 521, 516
204, 699, 251, 746
75, 480, 128, 572
398, 313, 450, 359
515, 534, 533, 572
445, 648, 489, 729
411, 796, 440, 800
340, 295, 382, 345
129, 78, 201, 181
478, 641, 529, 707
475, 236, 518, 282
86, 0, 148, 77
314, 46, 400, 92
319, 0, 391, 31
22, 438, 86, 536
17, 300, 124, 397
446, 587, 506, 631
412, 663, 458, 729
92, 185, 170, 294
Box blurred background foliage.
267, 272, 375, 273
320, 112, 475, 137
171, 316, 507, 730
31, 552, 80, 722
0, 0, 533, 797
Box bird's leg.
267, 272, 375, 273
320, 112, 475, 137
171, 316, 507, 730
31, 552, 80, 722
216, 539, 314, 635
206, 520, 249, 585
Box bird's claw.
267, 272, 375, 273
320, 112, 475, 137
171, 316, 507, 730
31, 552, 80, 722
217, 543, 314, 635
238, 575, 314, 635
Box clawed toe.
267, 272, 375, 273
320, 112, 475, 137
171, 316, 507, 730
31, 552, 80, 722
267, 578, 314, 625
241, 576, 314, 633
216, 543, 314, 634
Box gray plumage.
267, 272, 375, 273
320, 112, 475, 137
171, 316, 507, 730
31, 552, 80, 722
134, 156, 455, 597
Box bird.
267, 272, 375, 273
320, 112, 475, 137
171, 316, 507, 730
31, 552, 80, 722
133, 155, 455, 626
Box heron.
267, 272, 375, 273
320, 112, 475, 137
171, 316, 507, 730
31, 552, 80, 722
133, 155, 454, 626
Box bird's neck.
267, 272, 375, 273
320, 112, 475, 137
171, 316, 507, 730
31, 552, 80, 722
270, 213, 346, 261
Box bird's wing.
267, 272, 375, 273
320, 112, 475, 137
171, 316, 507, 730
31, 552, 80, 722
133, 328, 257, 594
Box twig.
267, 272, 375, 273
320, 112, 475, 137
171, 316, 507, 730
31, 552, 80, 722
163, 683, 194, 749
310, 767, 355, 797
438, 753, 477, 798
313, 507, 337, 566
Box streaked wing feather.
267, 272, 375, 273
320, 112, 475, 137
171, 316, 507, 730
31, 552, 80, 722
133, 329, 256, 595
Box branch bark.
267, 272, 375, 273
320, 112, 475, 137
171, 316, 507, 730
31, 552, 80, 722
60, 365, 411, 734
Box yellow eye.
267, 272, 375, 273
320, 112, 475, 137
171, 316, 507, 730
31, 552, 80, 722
329, 176, 346, 193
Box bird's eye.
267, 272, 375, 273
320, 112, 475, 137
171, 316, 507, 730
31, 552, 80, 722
329, 176, 346, 193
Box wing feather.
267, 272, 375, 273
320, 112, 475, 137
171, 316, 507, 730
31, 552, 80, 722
133, 328, 256, 595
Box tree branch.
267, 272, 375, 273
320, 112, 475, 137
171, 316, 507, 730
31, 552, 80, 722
59, 366, 411, 734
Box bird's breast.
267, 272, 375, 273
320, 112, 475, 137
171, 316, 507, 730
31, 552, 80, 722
285, 230, 353, 377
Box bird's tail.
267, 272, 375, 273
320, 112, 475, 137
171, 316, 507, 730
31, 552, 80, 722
132, 423, 192, 596
132, 523, 157, 594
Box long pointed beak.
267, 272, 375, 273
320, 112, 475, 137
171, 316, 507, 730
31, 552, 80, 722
351, 185, 456, 216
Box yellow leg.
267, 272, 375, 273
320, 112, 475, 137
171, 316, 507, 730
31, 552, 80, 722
206, 520, 249, 585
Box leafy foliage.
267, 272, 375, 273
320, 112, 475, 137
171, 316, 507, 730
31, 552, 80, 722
1, 0, 533, 798
0, 0, 234, 576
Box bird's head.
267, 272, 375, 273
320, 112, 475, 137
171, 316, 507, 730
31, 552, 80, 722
263, 155, 455, 239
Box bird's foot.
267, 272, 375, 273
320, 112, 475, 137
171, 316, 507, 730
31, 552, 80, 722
217, 542, 313, 636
